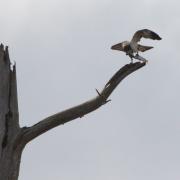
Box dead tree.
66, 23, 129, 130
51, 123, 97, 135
0, 44, 145, 180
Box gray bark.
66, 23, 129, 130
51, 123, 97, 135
0, 45, 23, 180
0, 44, 145, 180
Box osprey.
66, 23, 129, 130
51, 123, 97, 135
111, 29, 162, 63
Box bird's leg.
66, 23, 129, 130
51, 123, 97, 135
131, 57, 133, 63
136, 52, 139, 56
129, 55, 133, 63
127, 51, 135, 63
128, 52, 135, 63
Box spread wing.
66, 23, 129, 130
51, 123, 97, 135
131, 29, 162, 44
111, 42, 124, 51
138, 44, 153, 52
111, 41, 130, 52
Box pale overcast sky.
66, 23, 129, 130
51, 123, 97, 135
1, 0, 180, 180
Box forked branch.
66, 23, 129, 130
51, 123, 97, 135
21, 62, 146, 145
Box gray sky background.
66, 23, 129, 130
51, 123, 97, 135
1, 0, 180, 180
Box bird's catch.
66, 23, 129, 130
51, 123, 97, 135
111, 29, 162, 63
133, 54, 148, 63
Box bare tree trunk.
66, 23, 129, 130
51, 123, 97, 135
0, 45, 24, 180
0, 44, 145, 180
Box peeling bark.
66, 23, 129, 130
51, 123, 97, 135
0, 44, 145, 180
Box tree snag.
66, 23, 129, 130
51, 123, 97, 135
0, 44, 145, 180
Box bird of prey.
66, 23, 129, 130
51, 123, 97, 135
111, 29, 162, 63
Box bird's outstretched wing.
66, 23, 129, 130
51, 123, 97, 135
111, 41, 130, 52
111, 42, 124, 51
131, 29, 162, 43
138, 44, 153, 52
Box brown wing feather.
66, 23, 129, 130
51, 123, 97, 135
138, 44, 153, 52
131, 29, 162, 43
111, 43, 124, 51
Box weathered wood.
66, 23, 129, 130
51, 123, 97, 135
0, 44, 146, 180
21, 62, 146, 144
0, 46, 22, 180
